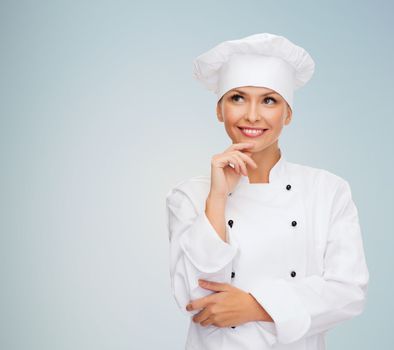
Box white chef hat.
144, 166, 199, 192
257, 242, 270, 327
192, 32, 315, 110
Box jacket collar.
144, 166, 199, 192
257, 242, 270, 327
238, 148, 287, 185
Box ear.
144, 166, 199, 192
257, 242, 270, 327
216, 101, 224, 122
284, 104, 292, 125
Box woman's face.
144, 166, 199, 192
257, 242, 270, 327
216, 85, 292, 153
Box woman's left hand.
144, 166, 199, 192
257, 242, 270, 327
185, 279, 273, 327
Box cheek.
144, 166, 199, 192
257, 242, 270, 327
264, 109, 287, 126
223, 110, 243, 129
223, 106, 242, 120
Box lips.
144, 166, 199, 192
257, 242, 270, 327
238, 126, 268, 138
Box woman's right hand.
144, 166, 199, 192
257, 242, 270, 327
209, 142, 258, 197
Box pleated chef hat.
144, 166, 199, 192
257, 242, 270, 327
192, 32, 315, 110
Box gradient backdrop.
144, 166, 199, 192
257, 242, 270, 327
0, 0, 392, 349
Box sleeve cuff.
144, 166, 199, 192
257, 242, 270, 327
248, 278, 311, 344
179, 209, 239, 273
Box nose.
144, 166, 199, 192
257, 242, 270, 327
245, 100, 261, 123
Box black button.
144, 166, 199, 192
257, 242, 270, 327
291, 220, 297, 227
286, 184, 291, 190
228, 219, 233, 228
231, 326, 236, 329
290, 271, 296, 277
228, 192, 232, 196
231, 271, 235, 278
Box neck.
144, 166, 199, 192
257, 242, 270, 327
246, 143, 281, 184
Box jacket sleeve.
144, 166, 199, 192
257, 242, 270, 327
166, 186, 239, 317
247, 179, 370, 345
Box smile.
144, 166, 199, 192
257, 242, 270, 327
238, 127, 268, 138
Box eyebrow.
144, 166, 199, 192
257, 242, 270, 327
230, 89, 279, 97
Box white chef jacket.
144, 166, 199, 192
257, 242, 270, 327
165, 152, 369, 350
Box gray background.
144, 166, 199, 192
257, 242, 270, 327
0, 0, 392, 349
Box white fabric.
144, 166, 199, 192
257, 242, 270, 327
192, 32, 315, 109
218, 53, 296, 109
165, 150, 369, 349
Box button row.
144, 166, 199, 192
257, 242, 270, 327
228, 219, 297, 227
228, 182, 295, 331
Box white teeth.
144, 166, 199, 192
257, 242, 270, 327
241, 128, 263, 134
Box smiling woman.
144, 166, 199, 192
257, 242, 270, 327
166, 32, 369, 350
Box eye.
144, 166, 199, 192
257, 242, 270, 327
230, 94, 277, 104
264, 96, 277, 105
230, 94, 244, 102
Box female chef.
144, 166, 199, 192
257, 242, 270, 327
165, 33, 370, 350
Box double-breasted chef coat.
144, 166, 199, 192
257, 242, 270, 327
165, 151, 370, 350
